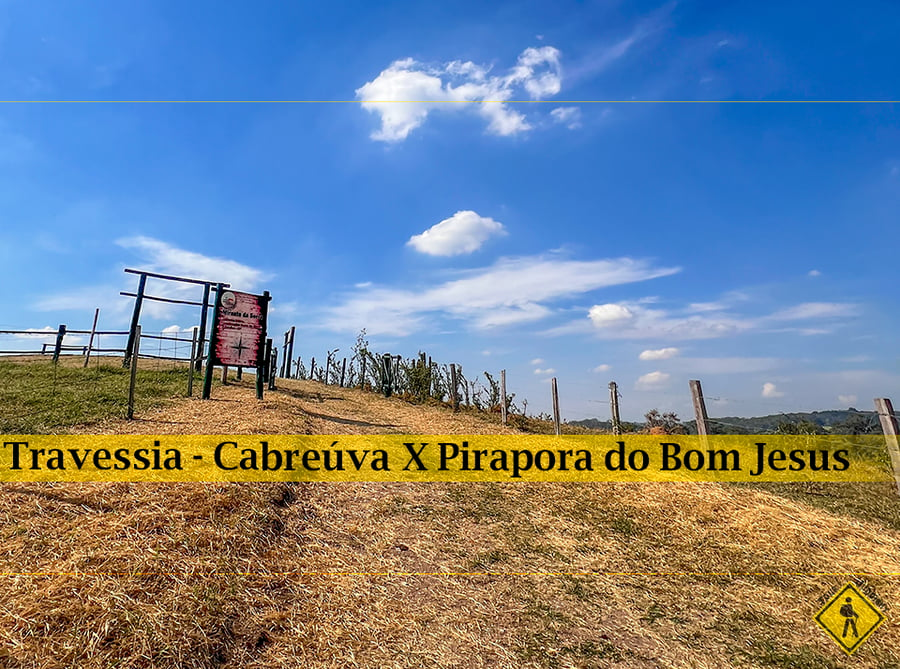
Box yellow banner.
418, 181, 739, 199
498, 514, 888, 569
0, 435, 892, 482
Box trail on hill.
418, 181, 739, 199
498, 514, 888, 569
76, 378, 522, 435
4, 378, 900, 668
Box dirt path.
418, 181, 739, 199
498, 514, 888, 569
76, 378, 522, 435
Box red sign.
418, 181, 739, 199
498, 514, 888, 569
213, 290, 266, 367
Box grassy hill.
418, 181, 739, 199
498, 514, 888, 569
0, 359, 899, 667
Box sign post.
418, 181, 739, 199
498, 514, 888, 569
202, 286, 269, 400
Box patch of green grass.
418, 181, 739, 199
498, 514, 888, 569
641, 602, 666, 624
741, 639, 844, 669
467, 548, 508, 570
443, 484, 511, 523
610, 515, 639, 536
0, 359, 206, 433
738, 481, 900, 532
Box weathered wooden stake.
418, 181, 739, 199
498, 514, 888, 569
551, 377, 561, 436
689, 379, 710, 438
875, 398, 900, 497
126, 325, 141, 419
83, 308, 100, 368
269, 349, 278, 390
340, 358, 347, 387
52, 324, 67, 364
236, 366, 243, 380
222, 365, 228, 384
360, 356, 367, 389
195, 283, 211, 371
280, 331, 289, 378
187, 327, 198, 397
124, 273, 146, 367
262, 338, 273, 383
450, 364, 459, 411
609, 381, 621, 436
255, 291, 270, 401
500, 369, 508, 425
286, 327, 296, 377
309, 357, 316, 381
201, 283, 225, 400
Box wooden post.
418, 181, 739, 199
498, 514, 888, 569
551, 377, 561, 436
325, 355, 331, 385
202, 283, 224, 400
450, 364, 459, 411
52, 324, 67, 364
236, 366, 243, 380
609, 381, 621, 436
286, 327, 296, 378
360, 355, 367, 389
195, 283, 211, 371
187, 327, 198, 397
340, 358, 347, 387
123, 274, 147, 367
255, 291, 270, 400
269, 349, 278, 390
499, 370, 508, 425
689, 379, 710, 438
280, 331, 289, 378
309, 357, 316, 381
83, 308, 100, 368
875, 398, 900, 497
221, 365, 228, 383
126, 325, 141, 419
262, 338, 273, 383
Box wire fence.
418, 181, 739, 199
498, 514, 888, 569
0, 327, 207, 432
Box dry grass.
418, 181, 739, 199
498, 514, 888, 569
1, 371, 899, 667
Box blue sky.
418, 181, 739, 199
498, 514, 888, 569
1, 0, 898, 421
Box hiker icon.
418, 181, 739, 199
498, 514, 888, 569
840, 597, 859, 638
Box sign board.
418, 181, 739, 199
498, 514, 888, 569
212, 290, 267, 367
814, 582, 885, 655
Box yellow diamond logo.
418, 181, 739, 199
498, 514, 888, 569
814, 582, 885, 655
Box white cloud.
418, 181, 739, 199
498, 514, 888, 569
550, 107, 582, 129
582, 302, 748, 340
808, 269, 821, 277
161, 325, 197, 335
534, 367, 556, 375
36, 237, 269, 322
592, 364, 611, 373
407, 210, 506, 256
636, 371, 670, 389
768, 302, 857, 320
588, 303, 635, 327
639, 347, 679, 361
686, 301, 727, 313
531, 358, 545, 365
761, 382, 784, 398
320, 254, 678, 336
839, 355, 870, 363
9, 327, 85, 347
116, 237, 267, 291
356, 46, 562, 141
547, 296, 860, 342
838, 394, 857, 405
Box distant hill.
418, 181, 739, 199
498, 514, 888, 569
570, 408, 881, 434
